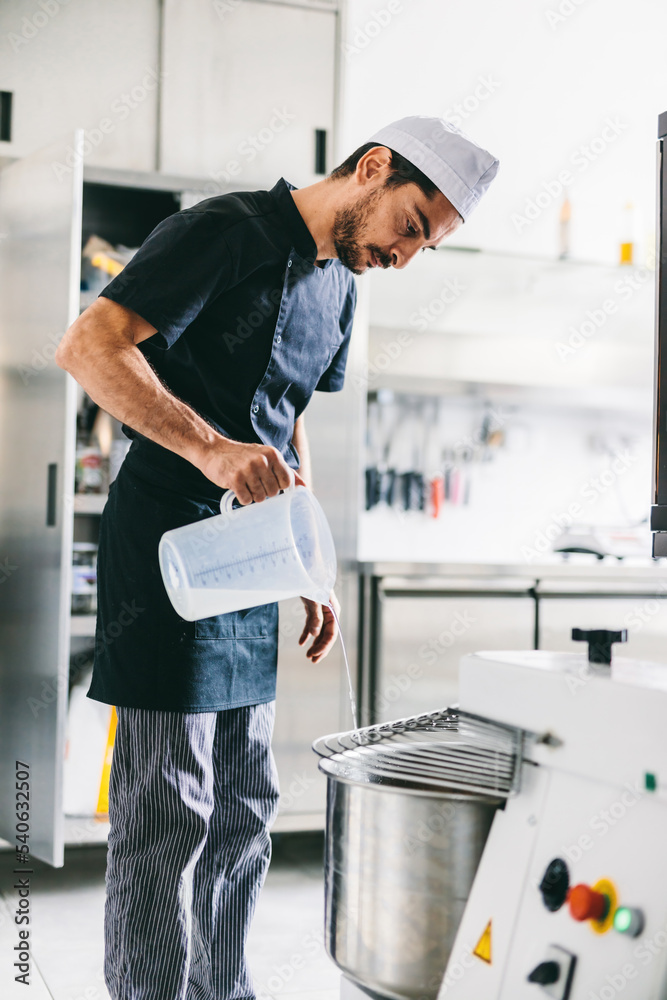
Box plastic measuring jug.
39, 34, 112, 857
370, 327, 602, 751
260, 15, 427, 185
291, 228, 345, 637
158, 479, 337, 621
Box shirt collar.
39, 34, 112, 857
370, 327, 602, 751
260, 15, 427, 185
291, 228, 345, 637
270, 177, 319, 263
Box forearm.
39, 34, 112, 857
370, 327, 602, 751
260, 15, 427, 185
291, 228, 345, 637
56, 306, 225, 470
57, 297, 296, 502
292, 414, 312, 488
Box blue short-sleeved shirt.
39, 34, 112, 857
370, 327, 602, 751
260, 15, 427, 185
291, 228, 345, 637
86, 178, 357, 713
100, 176, 357, 487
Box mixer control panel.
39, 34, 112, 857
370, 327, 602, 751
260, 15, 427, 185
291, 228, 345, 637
439, 763, 667, 998
567, 883, 610, 924
539, 858, 569, 912
441, 648, 667, 999
514, 791, 662, 998
537, 859, 647, 943
613, 907, 645, 938
527, 945, 576, 999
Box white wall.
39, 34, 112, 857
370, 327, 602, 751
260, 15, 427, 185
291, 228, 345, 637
340, 0, 667, 265
359, 398, 653, 564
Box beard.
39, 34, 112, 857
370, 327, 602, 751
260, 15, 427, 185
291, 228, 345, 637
331, 187, 394, 275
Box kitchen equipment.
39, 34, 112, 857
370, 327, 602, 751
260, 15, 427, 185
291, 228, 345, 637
158, 479, 336, 621
365, 396, 384, 510
333, 111, 667, 1000
553, 522, 651, 561
329, 627, 667, 999
313, 709, 523, 1000
365, 392, 399, 510
424, 399, 444, 518
651, 111, 667, 555
71, 542, 97, 615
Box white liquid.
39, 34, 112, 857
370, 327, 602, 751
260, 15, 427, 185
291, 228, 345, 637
329, 602, 358, 731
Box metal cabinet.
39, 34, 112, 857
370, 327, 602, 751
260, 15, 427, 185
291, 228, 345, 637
0, 0, 161, 170
0, 136, 199, 866
361, 576, 537, 725
0, 136, 359, 863
1, 1, 338, 183
160, 0, 338, 185
0, 135, 82, 868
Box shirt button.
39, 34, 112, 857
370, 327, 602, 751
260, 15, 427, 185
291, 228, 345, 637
276, 335, 282, 344
252, 404, 259, 414
287, 259, 292, 267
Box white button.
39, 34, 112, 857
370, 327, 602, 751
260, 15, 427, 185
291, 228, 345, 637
276, 335, 282, 344
252, 404, 259, 414
287, 259, 292, 267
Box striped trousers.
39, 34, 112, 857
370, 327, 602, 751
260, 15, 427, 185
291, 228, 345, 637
103, 702, 280, 1000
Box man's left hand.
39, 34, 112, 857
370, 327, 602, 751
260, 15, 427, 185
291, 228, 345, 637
299, 591, 339, 663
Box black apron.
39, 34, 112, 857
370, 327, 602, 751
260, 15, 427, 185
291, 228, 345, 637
86, 445, 279, 712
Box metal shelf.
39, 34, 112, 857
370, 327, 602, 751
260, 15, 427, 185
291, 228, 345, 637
63, 814, 110, 845
73, 493, 107, 515
70, 615, 96, 637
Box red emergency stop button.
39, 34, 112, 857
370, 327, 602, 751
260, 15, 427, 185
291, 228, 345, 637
569, 884, 610, 922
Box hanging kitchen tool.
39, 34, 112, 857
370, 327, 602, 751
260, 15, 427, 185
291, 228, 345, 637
365, 391, 399, 509
364, 396, 382, 511
377, 389, 398, 507
426, 398, 444, 518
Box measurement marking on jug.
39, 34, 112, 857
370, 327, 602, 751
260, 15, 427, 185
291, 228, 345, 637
193, 542, 297, 584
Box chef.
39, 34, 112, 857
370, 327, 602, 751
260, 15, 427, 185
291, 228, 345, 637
56, 115, 498, 1000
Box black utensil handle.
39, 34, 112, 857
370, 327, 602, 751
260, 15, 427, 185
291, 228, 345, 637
46, 463, 57, 526
365, 467, 378, 510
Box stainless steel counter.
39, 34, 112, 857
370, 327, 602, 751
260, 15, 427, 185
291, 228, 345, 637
359, 558, 667, 585
355, 559, 667, 727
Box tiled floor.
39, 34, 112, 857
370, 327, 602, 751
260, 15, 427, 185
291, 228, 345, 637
0, 833, 341, 1000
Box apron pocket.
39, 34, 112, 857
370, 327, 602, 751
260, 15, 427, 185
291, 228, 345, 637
194, 613, 236, 639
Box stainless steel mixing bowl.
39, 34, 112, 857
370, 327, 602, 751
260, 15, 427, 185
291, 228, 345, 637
323, 774, 501, 1000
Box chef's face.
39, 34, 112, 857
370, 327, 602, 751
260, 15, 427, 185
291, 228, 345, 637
332, 157, 463, 275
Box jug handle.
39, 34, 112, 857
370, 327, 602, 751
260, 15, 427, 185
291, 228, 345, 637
219, 469, 297, 515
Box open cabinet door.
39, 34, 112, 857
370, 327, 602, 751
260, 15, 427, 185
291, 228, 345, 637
0, 133, 83, 866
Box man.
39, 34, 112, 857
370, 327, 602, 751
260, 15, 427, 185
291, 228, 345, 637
56, 115, 498, 1000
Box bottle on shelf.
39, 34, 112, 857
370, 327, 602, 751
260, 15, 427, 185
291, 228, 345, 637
558, 196, 572, 260
75, 399, 105, 495
619, 201, 635, 265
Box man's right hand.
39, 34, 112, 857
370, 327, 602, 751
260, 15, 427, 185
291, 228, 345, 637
199, 440, 300, 505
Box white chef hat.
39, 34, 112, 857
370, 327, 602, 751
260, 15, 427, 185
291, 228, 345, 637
368, 115, 499, 221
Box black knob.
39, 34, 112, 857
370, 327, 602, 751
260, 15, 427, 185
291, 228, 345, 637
571, 627, 627, 665
539, 857, 569, 912
528, 960, 561, 985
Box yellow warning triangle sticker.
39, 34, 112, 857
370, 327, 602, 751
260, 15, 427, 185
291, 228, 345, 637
473, 920, 492, 964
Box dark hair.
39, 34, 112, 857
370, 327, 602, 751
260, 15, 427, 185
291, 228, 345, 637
329, 141, 439, 199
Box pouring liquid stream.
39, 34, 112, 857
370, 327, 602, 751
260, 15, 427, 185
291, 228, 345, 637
328, 602, 358, 731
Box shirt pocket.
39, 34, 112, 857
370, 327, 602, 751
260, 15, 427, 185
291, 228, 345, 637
194, 602, 277, 639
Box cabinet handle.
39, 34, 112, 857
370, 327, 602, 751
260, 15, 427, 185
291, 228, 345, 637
0, 91, 12, 143
46, 463, 57, 526
314, 129, 327, 175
